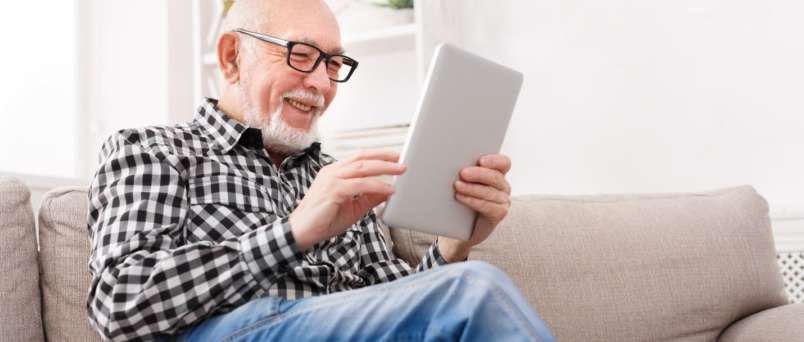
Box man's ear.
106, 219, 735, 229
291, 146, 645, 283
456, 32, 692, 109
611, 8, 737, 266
217, 32, 241, 84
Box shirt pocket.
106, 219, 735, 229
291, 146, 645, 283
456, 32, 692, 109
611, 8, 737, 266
186, 174, 277, 242
188, 174, 275, 212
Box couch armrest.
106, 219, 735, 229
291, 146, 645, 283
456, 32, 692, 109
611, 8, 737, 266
718, 303, 804, 342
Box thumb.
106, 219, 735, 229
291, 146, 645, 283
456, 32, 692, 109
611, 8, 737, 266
360, 193, 390, 210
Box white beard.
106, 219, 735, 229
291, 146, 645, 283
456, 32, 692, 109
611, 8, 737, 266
242, 92, 322, 155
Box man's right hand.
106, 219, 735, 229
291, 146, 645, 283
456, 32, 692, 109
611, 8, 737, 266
289, 150, 406, 251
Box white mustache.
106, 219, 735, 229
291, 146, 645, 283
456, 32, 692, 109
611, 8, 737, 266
281, 89, 324, 107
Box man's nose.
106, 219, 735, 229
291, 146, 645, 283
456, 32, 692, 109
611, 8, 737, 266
304, 59, 331, 94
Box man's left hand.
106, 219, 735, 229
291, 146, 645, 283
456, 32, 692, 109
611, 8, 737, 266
438, 154, 512, 262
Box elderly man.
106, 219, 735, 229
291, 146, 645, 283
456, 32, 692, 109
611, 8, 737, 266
87, 0, 554, 341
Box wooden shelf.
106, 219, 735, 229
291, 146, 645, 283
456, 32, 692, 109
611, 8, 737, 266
321, 125, 410, 160
328, 124, 409, 137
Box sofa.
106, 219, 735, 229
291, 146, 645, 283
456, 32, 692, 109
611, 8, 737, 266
1, 175, 802, 341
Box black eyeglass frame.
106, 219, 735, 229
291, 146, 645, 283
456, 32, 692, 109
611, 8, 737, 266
234, 28, 358, 83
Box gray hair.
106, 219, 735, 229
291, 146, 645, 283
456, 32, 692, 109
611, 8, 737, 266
220, 0, 273, 32
220, 0, 275, 54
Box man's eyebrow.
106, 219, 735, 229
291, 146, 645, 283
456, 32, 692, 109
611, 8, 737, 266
300, 37, 345, 55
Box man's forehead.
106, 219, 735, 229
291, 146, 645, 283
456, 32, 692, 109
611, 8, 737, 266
291, 35, 345, 55
246, 0, 344, 55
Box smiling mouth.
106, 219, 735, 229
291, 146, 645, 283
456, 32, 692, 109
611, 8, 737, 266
285, 98, 316, 113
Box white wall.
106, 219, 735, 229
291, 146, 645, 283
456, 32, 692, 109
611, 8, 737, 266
0, 1, 79, 178
420, 0, 804, 219
0, 2, 196, 212
82, 1, 168, 176
81, 0, 196, 179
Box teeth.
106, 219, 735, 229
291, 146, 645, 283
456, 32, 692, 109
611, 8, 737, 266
287, 98, 312, 112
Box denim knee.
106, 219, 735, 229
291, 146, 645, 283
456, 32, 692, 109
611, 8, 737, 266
451, 261, 512, 285
437, 261, 518, 299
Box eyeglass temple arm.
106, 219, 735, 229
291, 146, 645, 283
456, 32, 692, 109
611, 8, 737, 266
233, 28, 289, 47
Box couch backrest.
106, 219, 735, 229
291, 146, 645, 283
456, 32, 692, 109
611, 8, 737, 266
38, 186, 101, 342
0, 177, 44, 341
34, 184, 791, 342
392, 185, 789, 342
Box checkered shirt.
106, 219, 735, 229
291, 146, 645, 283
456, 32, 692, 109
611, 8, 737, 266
86, 98, 447, 341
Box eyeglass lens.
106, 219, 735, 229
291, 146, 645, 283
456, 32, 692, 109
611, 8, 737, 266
289, 43, 354, 81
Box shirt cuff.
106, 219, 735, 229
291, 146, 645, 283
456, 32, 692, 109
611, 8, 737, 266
238, 217, 304, 290
416, 240, 450, 272
431, 241, 450, 265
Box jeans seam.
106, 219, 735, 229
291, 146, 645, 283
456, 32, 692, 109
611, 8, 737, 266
217, 264, 549, 342
218, 312, 284, 342
220, 268, 468, 342
462, 272, 546, 341
283, 267, 471, 316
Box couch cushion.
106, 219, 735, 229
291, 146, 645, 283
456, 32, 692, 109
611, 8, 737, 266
38, 186, 101, 342
391, 185, 789, 342
0, 177, 45, 341
718, 303, 804, 342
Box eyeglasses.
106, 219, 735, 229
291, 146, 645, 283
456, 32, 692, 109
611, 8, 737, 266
234, 28, 358, 83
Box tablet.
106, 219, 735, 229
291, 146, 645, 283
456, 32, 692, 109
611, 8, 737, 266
381, 43, 524, 240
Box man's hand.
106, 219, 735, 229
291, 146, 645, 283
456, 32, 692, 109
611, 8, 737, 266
289, 150, 406, 251
439, 154, 512, 262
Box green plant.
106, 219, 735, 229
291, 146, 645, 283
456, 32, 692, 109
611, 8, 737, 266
371, 0, 414, 10
223, 0, 235, 17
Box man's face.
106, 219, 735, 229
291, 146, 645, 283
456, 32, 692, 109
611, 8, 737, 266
237, 1, 342, 153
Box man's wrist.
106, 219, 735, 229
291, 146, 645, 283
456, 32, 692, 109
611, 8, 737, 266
437, 237, 472, 263
288, 213, 315, 251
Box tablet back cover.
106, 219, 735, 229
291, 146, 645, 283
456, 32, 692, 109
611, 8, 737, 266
381, 43, 523, 240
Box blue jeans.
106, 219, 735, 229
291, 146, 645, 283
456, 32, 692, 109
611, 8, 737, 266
178, 261, 555, 341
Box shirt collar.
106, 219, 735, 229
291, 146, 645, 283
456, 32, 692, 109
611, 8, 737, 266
195, 98, 249, 153
194, 98, 322, 157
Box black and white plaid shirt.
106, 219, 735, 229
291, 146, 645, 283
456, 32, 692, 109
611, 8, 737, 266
87, 98, 446, 340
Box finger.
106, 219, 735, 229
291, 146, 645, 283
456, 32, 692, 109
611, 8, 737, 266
358, 192, 393, 209
338, 178, 395, 202
454, 180, 509, 204
459, 166, 511, 194
478, 154, 512, 174
336, 160, 406, 179
455, 193, 508, 221
345, 150, 400, 163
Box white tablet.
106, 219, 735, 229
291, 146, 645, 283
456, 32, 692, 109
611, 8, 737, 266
381, 43, 524, 240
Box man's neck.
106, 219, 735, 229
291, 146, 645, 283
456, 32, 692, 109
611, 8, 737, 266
216, 91, 246, 124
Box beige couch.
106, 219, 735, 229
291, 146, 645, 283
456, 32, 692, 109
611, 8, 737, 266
1, 176, 802, 341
